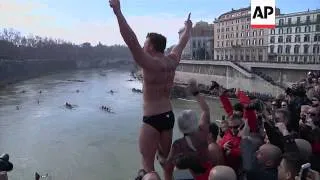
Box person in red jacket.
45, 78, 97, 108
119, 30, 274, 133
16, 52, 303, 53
218, 115, 243, 173
218, 87, 258, 133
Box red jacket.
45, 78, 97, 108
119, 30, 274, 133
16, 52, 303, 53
218, 130, 241, 171
219, 90, 257, 132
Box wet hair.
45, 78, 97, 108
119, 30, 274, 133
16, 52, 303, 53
281, 152, 305, 178
233, 103, 244, 112
146, 33, 167, 53
209, 123, 219, 141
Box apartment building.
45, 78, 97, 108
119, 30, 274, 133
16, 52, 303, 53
268, 9, 320, 63
214, 7, 280, 62
179, 21, 214, 60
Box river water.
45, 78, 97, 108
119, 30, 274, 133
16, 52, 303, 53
0, 68, 228, 180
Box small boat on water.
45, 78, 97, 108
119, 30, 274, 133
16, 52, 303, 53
132, 88, 143, 93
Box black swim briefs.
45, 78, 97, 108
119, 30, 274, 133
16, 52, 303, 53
143, 111, 175, 132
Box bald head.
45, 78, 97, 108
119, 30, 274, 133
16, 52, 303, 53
142, 172, 161, 180
295, 139, 312, 160
256, 144, 282, 167
209, 166, 236, 180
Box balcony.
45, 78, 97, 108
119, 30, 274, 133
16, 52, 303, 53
277, 21, 315, 27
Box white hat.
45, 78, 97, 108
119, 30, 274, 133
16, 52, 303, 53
177, 110, 198, 134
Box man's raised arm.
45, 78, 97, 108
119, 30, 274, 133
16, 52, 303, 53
188, 79, 210, 132
169, 13, 193, 63
109, 0, 165, 71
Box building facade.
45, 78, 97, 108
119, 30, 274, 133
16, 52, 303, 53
268, 9, 320, 64
179, 21, 214, 60
214, 7, 280, 62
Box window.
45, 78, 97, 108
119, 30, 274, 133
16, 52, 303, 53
253, 31, 256, 37
270, 45, 275, 53
295, 35, 301, 42
278, 28, 283, 34
316, 25, 320, 32
278, 45, 283, 53
198, 41, 201, 47
313, 45, 320, 54
287, 28, 292, 34
304, 45, 309, 54
271, 29, 275, 35
236, 33, 238, 38
314, 34, 320, 42
247, 32, 250, 37
294, 45, 300, 54
260, 30, 263, 36
314, 34, 319, 42
221, 42, 224, 47
193, 40, 196, 47
231, 40, 234, 46
221, 28, 224, 32
304, 34, 310, 42
278, 36, 283, 43
217, 29, 220, 33
241, 33, 243, 37
297, 17, 301, 24
218, 35, 220, 39
236, 40, 239, 45
317, 14, 320, 22
286, 35, 292, 43
288, 18, 292, 25
296, 27, 301, 33
242, 25, 244, 30
279, 19, 284, 25
246, 25, 249, 29
305, 26, 311, 32
306, 16, 310, 23
285, 45, 291, 53
253, 39, 257, 45
247, 39, 250, 45
217, 41, 220, 47
236, 26, 238, 30
231, 27, 233, 31
259, 39, 263, 45
217, 55, 219, 60
240, 55, 244, 61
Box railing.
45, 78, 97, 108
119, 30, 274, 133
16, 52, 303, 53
251, 70, 287, 90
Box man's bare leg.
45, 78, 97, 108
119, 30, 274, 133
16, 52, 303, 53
157, 130, 173, 159
157, 129, 173, 177
139, 123, 161, 172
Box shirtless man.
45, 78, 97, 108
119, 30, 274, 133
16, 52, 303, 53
109, 0, 192, 176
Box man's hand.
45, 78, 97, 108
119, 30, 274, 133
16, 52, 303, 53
223, 141, 232, 151
185, 13, 193, 31
275, 122, 289, 136
109, 0, 121, 14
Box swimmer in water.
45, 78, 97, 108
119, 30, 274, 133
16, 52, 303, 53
16, 106, 20, 110
109, 0, 192, 177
